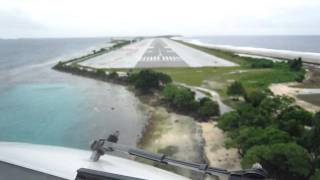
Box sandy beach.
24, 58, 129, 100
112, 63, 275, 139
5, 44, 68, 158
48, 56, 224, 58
136, 86, 241, 180
269, 83, 320, 113
175, 37, 320, 65
138, 106, 206, 180
201, 122, 241, 180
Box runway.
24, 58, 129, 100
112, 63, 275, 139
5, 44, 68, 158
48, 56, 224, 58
135, 39, 188, 67
79, 38, 237, 68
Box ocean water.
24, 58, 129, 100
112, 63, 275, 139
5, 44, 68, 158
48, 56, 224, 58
0, 38, 148, 149
190, 36, 320, 53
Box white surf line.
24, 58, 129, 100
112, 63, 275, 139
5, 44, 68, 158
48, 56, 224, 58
175, 37, 320, 65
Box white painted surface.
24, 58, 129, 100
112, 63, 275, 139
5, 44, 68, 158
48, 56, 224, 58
0, 142, 190, 180
140, 56, 181, 62
80, 39, 153, 68
80, 38, 237, 68
163, 38, 237, 67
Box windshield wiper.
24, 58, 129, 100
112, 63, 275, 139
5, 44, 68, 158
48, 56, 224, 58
89, 138, 268, 180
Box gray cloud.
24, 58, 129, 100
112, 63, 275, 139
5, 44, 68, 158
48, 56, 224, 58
1, 0, 320, 38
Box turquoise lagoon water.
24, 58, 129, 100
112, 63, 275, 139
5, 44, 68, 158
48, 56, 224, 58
0, 38, 148, 149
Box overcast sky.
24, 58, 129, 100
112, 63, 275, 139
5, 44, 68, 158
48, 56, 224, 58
1, 0, 320, 38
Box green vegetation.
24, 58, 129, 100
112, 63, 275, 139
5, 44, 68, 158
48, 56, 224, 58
295, 67, 320, 88
53, 40, 131, 68
56, 40, 306, 98
128, 69, 172, 93
163, 84, 198, 111
242, 143, 311, 180
249, 59, 274, 68
218, 88, 320, 180
198, 97, 220, 118
95, 68, 106, 77
109, 71, 119, 79
53, 40, 316, 179
57, 41, 306, 105
310, 169, 320, 180
244, 89, 271, 107
164, 41, 307, 95
111, 40, 131, 49
289, 57, 303, 71
53, 65, 127, 85
287, 58, 305, 82
106, 69, 221, 120
227, 81, 246, 100
162, 84, 220, 120
109, 65, 304, 96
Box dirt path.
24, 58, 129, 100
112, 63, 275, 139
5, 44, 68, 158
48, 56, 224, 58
177, 83, 232, 114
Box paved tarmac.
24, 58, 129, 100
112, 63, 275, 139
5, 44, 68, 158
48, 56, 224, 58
176, 37, 320, 65
135, 39, 188, 67
80, 38, 237, 68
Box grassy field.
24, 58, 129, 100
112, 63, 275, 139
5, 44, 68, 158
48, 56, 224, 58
66, 40, 305, 103
99, 44, 303, 98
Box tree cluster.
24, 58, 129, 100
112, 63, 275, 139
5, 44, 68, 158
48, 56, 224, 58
163, 84, 220, 119
129, 70, 220, 120
287, 57, 305, 82
289, 57, 303, 71
218, 89, 320, 180
227, 81, 246, 100
249, 58, 274, 68
128, 70, 172, 93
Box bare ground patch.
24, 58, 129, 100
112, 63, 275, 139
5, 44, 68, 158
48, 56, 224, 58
270, 83, 320, 113
138, 106, 206, 180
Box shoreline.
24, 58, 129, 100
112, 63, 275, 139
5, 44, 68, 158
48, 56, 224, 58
174, 37, 320, 65
136, 101, 206, 179
52, 37, 318, 179
135, 92, 241, 179
53, 37, 317, 179
53, 64, 240, 179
